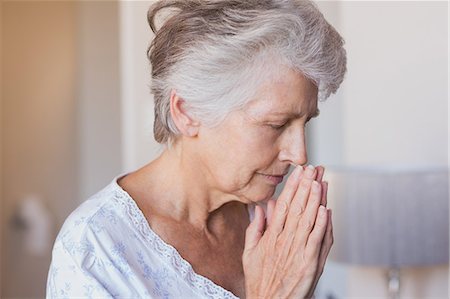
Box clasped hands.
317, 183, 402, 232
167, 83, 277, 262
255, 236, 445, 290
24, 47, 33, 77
243, 165, 333, 299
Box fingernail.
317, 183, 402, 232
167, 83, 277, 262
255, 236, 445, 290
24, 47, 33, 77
319, 205, 326, 217
306, 165, 315, 178
292, 165, 303, 178
312, 181, 320, 193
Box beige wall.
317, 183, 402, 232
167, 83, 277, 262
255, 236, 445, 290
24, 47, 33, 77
119, 0, 161, 172
1, 1, 121, 298
1, 2, 78, 297
77, 1, 122, 201
0, 0, 3, 295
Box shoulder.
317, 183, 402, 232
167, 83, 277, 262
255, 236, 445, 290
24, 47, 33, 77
52, 177, 133, 262
48, 177, 139, 297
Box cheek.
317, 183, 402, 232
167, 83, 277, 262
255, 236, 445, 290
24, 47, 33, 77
226, 128, 278, 166
200, 117, 281, 190
208, 138, 275, 190
245, 129, 282, 165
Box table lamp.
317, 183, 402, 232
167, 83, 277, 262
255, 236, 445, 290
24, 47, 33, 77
325, 168, 449, 299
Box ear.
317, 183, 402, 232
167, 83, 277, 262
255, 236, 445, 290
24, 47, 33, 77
169, 90, 200, 137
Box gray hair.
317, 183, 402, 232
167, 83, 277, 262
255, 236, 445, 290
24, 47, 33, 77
147, 0, 347, 144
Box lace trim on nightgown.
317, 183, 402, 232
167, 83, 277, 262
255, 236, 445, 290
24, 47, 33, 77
111, 180, 244, 299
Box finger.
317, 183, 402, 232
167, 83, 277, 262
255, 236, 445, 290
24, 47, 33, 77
321, 181, 328, 207
292, 180, 322, 248
283, 165, 316, 232
317, 209, 333, 270
244, 205, 266, 252
309, 209, 333, 294
305, 209, 333, 298
305, 209, 332, 298
304, 205, 328, 260
266, 199, 276, 227
268, 166, 303, 235
316, 166, 325, 183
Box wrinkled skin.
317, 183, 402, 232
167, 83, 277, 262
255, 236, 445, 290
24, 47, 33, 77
243, 165, 333, 299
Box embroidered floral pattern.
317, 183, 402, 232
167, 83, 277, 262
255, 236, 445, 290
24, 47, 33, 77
113, 183, 238, 299
46, 176, 241, 299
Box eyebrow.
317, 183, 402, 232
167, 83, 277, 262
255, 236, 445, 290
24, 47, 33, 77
268, 108, 320, 119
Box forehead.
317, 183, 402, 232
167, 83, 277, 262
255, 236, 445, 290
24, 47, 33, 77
244, 69, 319, 118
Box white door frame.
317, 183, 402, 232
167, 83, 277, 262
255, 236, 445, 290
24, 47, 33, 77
119, 0, 161, 173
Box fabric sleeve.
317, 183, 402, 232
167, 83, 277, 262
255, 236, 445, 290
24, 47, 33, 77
46, 242, 114, 299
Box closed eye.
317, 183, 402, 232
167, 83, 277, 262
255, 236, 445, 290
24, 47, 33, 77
268, 122, 288, 130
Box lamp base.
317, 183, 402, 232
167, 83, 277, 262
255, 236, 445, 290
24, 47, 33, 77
387, 268, 400, 299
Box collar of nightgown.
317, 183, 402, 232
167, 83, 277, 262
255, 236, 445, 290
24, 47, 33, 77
112, 175, 263, 299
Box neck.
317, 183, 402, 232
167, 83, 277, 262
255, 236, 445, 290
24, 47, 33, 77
127, 145, 247, 232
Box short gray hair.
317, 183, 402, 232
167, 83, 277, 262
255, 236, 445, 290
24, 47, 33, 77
147, 0, 347, 144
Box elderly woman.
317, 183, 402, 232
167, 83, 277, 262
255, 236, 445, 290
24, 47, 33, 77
47, 0, 346, 298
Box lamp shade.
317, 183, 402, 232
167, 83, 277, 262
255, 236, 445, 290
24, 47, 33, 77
326, 168, 449, 267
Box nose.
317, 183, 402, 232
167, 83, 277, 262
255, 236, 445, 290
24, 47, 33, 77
278, 123, 308, 166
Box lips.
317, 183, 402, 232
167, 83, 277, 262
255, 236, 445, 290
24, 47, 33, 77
259, 173, 286, 185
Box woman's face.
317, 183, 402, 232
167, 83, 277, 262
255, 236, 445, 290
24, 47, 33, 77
196, 68, 319, 203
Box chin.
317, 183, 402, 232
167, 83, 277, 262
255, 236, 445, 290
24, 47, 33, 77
250, 187, 276, 203
235, 179, 277, 204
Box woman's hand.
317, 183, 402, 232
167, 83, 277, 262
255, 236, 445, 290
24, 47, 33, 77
243, 165, 333, 299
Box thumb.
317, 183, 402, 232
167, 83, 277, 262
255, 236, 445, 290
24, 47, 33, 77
244, 205, 266, 251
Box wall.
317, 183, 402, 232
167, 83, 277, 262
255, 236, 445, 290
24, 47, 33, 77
308, 1, 345, 167
311, 1, 448, 298
340, 1, 447, 168
1, 2, 122, 298
120, 0, 161, 172
1, 2, 78, 297
0, 0, 3, 295
77, 1, 122, 201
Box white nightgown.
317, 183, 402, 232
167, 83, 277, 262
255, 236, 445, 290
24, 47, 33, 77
46, 176, 256, 299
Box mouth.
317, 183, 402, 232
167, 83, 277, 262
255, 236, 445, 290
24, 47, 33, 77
258, 173, 286, 185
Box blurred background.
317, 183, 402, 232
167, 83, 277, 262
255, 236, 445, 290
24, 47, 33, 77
0, 1, 448, 298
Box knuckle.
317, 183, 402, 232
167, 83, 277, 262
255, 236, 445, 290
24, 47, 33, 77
317, 214, 327, 227
286, 176, 298, 188
303, 218, 315, 231
277, 200, 289, 215
293, 206, 305, 217
267, 228, 281, 242
300, 178, 311, 189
